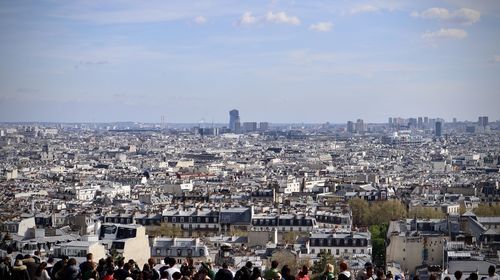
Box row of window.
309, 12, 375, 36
252, 219, 314, 226
166, 217, 218, 223
310, 238, 368, 247
153, 248, 205, 257
312, 248, 366, 255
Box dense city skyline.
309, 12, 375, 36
1, 1, 500, 123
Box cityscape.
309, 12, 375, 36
1, 1, 500, 280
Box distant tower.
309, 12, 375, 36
347, 121, 354, 133
435, 121, 442, 137
229, 109, 240, 132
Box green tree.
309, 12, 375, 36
473, 204, 500, 216
408, 206, 445, 219
312, 251, 336, 280
148, 223, 183, 237
349, 198, 369, 226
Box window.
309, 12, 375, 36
180, 217, 184, 223
172, 217, 176, 223
353, 249, 356, 254
189, 217, 193, 223
177, 249, 182, 256
361, 249, 364, 254
336, 249, 339, 255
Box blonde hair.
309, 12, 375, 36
325, 263, 334, 273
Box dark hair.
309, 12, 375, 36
455, 271, 463, 280
86, 253, 93, 261
68, 258, 77, 266
223, 263, 229, 269
489, 266, 496, 276
444, 277, 451, 280
36, 262, 47, 277
123, 263, 131, 271
61, 255, 69, 261
47, 257, 54, 264
281, 265, 291, 276
15, 254, 24, 260
173, 271, 182, 280
271, 260, 279, 269
252, 267, 262, 279
143, 263, 151, 271
246, 261, 253, 268
470, 272, 478, 280
168, 257, 177, 267
107, 268, 115, 275
161, 270, 170, 278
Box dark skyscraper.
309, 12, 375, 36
229, 109, 240, 132
435, 121, 442, 137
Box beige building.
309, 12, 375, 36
99, 224, 151, 266
386, 220, 449, 274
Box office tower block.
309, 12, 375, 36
229, 109, 240, 132
435, 121, 442, 137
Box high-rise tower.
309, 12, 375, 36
229, 109, 240, 132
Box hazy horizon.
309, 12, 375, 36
1, 1, 499, 123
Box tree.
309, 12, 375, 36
408, 206, 445, 219
369, 224, 388, 267
148, 223, 183, 237
473, 204, 500, 216
349, 198, 369, 226
312, 251, 336, 280
282, 232, 298, 246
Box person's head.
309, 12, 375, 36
36, 262, 47, 276
106, 256, 114, 265
387, 271, 393, 280
86, 253, 93, 261
173, 271, 182, 280
325, 263, 334, 274
34, 251, 40, 256
340, 262, 348, 272
143, 263, 150, 271
161, 270, 170, 279
489, 266, 496, 277
117, 259, 125, 268
469, 273, 478, 280
24, 254, 31, 259
68, 258, 77, 266
61, 255, 69, 263
444, 277, 451, 280
107, 268, 114, 276
271, 260, 279, 269
455, 271, 463, 280
148, 258, 156, 267
15, 254, 24, 261
246, 261, 253, 269
47, 257, 54, 264
376, 270, 386, 280
187, 257, 194, 266
123, 263, 131, 271
7, 247, 13, 254
128, 259, 135, 266
253, 267, 262, 277
281, 265, 291, 275
300, 265, 309, 275
98, 258, 106, 267
365, 263, 373, 278
168, 257, 177, 267
222, 263, 229, 269
274, 272, 282, 280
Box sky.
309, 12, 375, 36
0, 0, 499, 124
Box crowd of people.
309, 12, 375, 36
0, 251, 499, 280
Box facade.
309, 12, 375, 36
308, 232, 372, 257
99, 223, 151, 267
150, 237, 210, 264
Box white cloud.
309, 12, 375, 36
412, 7, 480, 25
265, 11, 300, 25
194, 16, 207, 24
349, 4, 379, 15
494, 55, 500, 63
238, 11, 300, 26
309, 22, 333, 32
422, 28, 468, 40
239, 11, 258, 25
